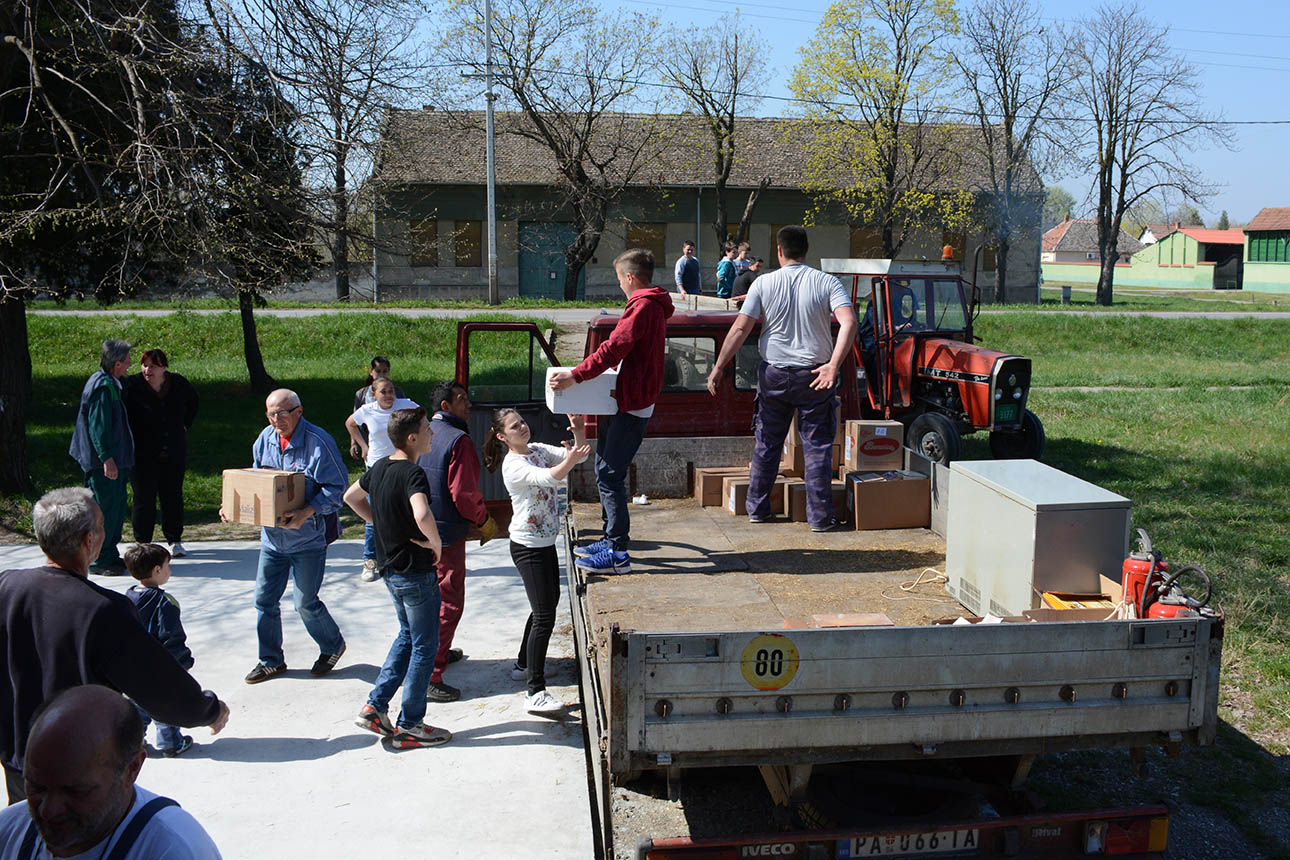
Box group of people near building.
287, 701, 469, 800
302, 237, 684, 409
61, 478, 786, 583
0, 225, 854, 856
673, 239, 763, 299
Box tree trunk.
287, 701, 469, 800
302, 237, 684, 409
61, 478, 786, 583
333, 147, 350, 302
238, 289, 276, 394
711, 177, 729, 250
564, 204, 605, 301
0, 295, 32, 492
993, 238, 1010, 304
735, 178, 771, 245
1095, 252, 1117, 306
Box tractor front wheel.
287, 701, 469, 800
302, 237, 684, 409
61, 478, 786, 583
907, 413, 962, 466
988, 409, 1046, 460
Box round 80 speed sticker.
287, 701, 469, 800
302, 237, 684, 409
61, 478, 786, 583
739, 634, 800, 690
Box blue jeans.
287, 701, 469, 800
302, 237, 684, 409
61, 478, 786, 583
749, 362, 839, 527
134, 702, 183, 751
254, 546, 344, 667
363, 521, 376, 561
595, 412, 650, 551
368, 571, 441, 729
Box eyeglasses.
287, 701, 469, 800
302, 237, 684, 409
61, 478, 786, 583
267, 406, 300, 420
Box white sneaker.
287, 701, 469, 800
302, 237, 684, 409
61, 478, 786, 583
525, 689, 566, 714
511, 662, 528, 682
360, 559, 380, 582
169, 542, 186, 558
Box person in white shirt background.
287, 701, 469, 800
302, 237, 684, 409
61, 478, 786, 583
345, 377, 419, 582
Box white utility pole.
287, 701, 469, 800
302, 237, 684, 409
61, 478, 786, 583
484, 0, 499, 305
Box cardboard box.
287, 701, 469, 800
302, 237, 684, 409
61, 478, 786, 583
844, 469, 930, 530
844, 420, 905, 471
785, 480, 848, 523
779, 437, 804, 477
694, 466, 749, 507
723, 476, 787, 516
221, 468, 305, 527
779, 406, 844, 477
544, 366, 619, 415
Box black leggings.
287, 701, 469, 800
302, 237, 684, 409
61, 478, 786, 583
509, 541, 561, 695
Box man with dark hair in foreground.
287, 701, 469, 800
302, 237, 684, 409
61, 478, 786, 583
0, 685, 221, 858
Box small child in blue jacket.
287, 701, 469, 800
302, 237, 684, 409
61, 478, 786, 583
124, 542, 196, 757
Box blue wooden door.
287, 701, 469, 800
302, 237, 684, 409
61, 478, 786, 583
518, 222, 585, 300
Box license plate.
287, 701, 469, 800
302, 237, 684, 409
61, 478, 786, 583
839, 828, 979, 857
995, 403, 1018, 422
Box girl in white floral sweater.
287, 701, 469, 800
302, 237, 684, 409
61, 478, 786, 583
483, 409, 590, 714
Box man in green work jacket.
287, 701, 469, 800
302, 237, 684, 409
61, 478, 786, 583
69, 340, 136, 575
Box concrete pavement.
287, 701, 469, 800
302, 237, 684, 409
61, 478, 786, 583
0, 539, 594, 859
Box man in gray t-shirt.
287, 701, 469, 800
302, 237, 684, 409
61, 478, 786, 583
706, 226, 857, 530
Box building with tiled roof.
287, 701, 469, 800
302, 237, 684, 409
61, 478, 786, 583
1040, 217, 1141, 263
1243, 207, 1290, 294
371, 109, 1043, 302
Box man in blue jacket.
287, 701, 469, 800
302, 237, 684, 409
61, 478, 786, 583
236, 389, 348, 684
69, 339, 135, 576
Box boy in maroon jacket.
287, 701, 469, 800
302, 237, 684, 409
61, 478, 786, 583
549, 248, 674, 573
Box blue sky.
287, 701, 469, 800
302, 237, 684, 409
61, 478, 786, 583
602, 0, 1287, 225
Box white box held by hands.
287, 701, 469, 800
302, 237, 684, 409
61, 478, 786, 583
545, 367, 619, 415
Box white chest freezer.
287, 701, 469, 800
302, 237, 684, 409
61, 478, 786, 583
946, 459, 1131, 617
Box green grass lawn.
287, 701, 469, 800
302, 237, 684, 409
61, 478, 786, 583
6, 311, 554, 538
1019, 285, 1290, 312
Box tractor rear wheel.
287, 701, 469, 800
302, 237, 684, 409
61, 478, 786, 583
907, 413, 962, 466
988, 409, 1046, 460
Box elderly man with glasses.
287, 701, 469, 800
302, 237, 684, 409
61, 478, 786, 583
231, 388, 349, 685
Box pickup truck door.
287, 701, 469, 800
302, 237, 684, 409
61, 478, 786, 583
454, 321, 567, 526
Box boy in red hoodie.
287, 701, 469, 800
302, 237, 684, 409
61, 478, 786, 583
549, 248, 674, 573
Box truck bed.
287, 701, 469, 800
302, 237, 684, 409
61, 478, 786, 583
572, 498, 958, 658
568, 497, 1221, 777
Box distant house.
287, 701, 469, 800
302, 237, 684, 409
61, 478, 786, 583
1243, 207, 1290, 294
1120, 226, 1245, 290
371, 109, 1043, 303
1041, 217, 1141, 264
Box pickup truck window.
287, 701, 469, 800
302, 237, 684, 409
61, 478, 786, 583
463, 328, 553, 403
663, 337, 715, 392
734, 341, 762, 391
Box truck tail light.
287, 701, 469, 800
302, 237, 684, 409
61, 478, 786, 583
1085, 814, 1169, 854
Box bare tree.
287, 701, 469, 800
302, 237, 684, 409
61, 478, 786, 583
954, 0, 1068, 303
440, 0, 666, 301
0, 0, 320, 490
789, 0, 971, 258
208, 0, 428, 301
661, 13, 770, 249
1070, 3, 1230, 305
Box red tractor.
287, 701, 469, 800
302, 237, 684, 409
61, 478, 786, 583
822, 254, 1045, 465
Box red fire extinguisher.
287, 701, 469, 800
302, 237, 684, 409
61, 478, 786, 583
1121, 529, 1211, 619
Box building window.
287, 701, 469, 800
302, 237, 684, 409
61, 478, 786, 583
409, 219, 438, 267
454, 220, 482, 267
942, 228, 965, 261
1249, 232, 1290, 262
1086, 252, 1096, 260
626, 222, 667, 270
850, 226, 883, 258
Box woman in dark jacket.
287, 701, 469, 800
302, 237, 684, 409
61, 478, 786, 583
124, 349, 199, 556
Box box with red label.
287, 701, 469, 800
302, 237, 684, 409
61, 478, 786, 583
843, 420, 904, 471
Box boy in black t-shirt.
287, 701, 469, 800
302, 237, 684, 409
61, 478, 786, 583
343, 407, 453, 749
